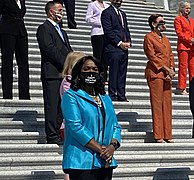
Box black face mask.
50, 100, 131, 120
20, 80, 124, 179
80, 72, 100, 86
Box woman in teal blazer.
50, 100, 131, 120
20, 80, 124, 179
61, 56, 121, 180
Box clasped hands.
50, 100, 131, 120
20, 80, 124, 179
165, 67, 175, 81
120, 42, 131, 50
100, 145, 115, 168
163, 66, 175, 81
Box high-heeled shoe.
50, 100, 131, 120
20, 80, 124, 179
155, 139, 165, 143
180, 89, 188, 95
164, 139, 174, 143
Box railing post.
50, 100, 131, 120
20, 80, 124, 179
164, 0, 169, 10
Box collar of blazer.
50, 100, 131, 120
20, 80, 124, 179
151, 31, 167, 44
109, 5, 125, 28
180, 15, 194, 30
69, 88, 104, 106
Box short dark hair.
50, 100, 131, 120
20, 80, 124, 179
70, 56, 106, 95
148, 14, 163, 30
45, 1, 60, 15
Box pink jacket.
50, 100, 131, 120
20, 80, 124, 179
60, 75, 72, 98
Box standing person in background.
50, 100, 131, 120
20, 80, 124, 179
101, 0, 132, 102
60, 51, 86, 98
144, 14, 175, 143
85, 0, 109, 83
0, 0, 30, 99
36, 1, 72, 145
61, 55, 121, 180
59, 51, 85, 180
174, 1, 194, 95
53, 0, 76, 29
189, 77, 194, 138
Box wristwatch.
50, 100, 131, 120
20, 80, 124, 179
110, 142, 120, 150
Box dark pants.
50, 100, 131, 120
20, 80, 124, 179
0, 34, 30, 99
64, 0, 76, 28
54, 0, 76, 28
68, 168, 113, 180
189, 76, 194, 138
91, 35, 108, 82
42, 78, 63, 143
105, 52, 128, 101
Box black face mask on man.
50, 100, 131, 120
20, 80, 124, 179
80, 72, 100, 86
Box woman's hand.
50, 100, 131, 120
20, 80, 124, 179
165, 75, 172, 81
163, 66, 175, 79
100, 145, 115, 161
168, 68, 175, 79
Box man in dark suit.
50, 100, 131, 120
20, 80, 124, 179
0, 0, 30, 99
53, 0, 76, 29
36, 1, 72, 145
101, 0, 131, 101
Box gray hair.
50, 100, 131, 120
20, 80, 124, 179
178, 1, 190, 14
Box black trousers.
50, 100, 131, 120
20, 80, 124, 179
0, 34, 30, 99
42, 78, 63, 143
54, 0, 76, 28
68, 168, 113, 180
91, 35, 108, 82
64, 0, 76, 28
189, 77, 194, 138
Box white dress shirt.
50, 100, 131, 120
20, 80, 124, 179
16, 0, 21, 9
85, 1, 109, 36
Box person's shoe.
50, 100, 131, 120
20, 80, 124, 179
164, 139, 174, 143
47, 137, 63, 145
180, 89, 188, 95
155, 139, 165, 143
68, 25, 77, 29
118, 98, 129, 102
57, 138, 64, 145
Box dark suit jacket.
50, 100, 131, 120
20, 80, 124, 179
36, 20, 72, 80
101, 5, 131, 54
0, 0, 27, 36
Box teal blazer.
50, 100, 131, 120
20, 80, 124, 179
61, 88, 121, 170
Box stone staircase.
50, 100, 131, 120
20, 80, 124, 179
0, 0, 194, 179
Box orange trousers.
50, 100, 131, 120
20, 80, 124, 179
147, 78, 172, 140
178, 50, 194, 89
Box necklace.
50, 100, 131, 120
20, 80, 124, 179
90, 95, 102, 107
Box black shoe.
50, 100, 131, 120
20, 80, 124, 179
118, 97, 129, 102
68, 26, 77, 29
57, 137, 64, 145
47, 138, 63, 145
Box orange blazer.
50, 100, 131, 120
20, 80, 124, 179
143, 31, 175, 79
174, 15, 194, 51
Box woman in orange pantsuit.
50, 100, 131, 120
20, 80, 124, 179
143, 14, 175, 143
174, 1, 194, 95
